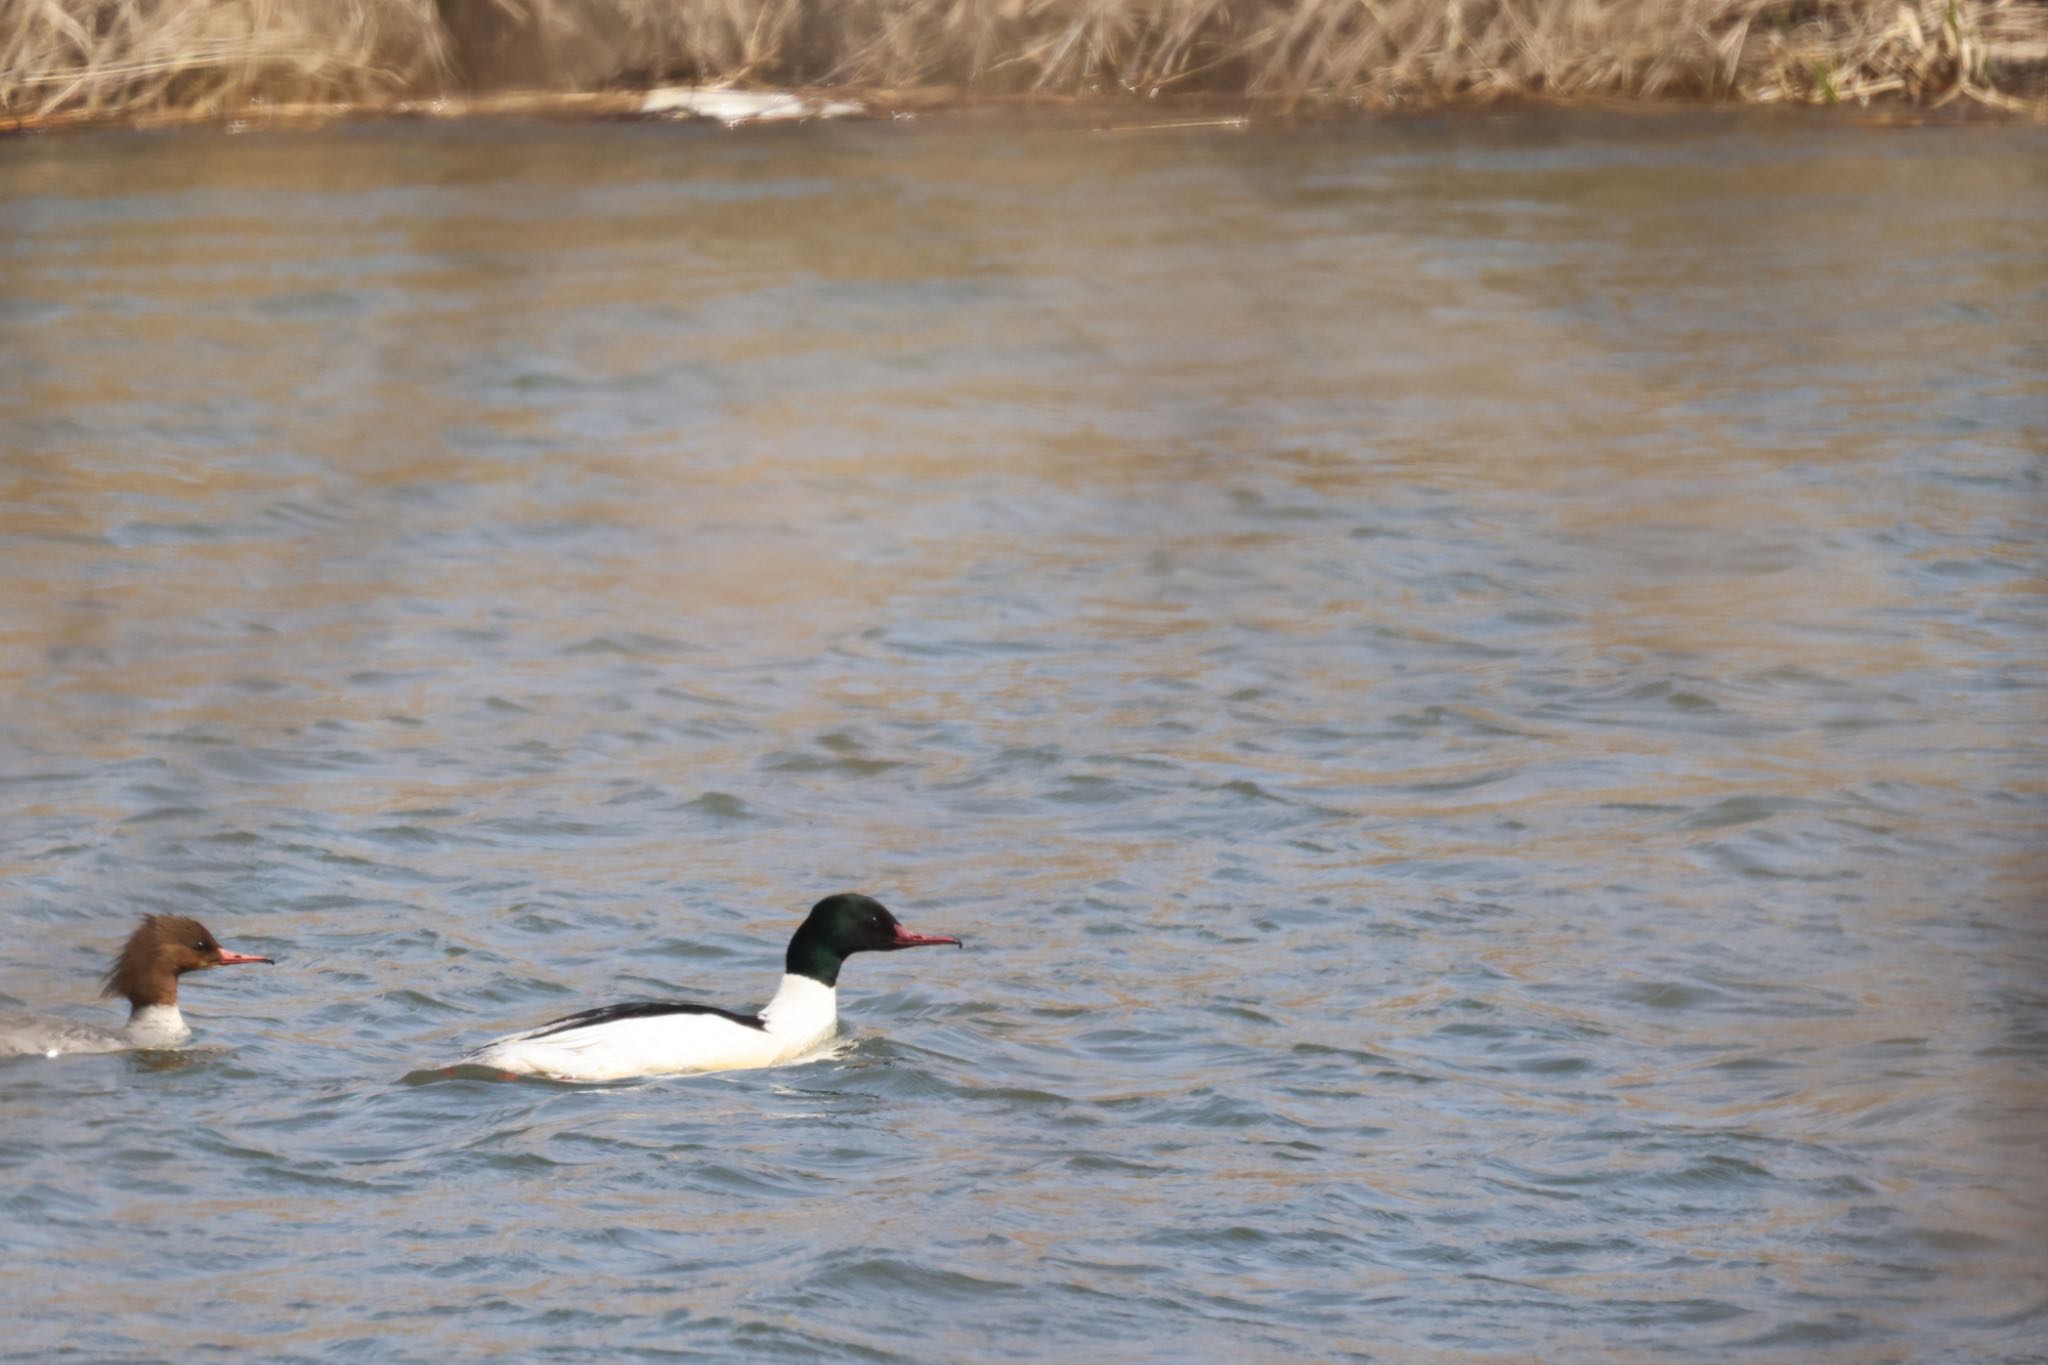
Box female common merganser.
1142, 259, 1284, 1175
456, 892, 961, 1082
0, 914, 273, 1059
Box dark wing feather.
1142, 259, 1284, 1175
521, 1000, 765, 1039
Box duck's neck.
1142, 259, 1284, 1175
111, 958, 181, 1010
759, 973, 837, 1041
123, 1003, 189, 1046
784, 924, 849, 987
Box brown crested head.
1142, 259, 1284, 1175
101, 914, 270, 1007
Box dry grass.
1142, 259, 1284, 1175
5, 0, 2046, 128
1, 0, 448, 123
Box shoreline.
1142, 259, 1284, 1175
6, 0, 2045, 138
5, 79, 2043, 140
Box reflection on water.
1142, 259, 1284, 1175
1, 112, 2044, 1358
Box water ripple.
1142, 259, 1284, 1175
2, 112, 2044, 1362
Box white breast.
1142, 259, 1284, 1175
461, 975, 839, 1082
123, 1005, 191, 1048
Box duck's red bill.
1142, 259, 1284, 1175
889, 925, 963, 949
216, 948, 274, 965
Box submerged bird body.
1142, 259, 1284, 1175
458, 893, 960, 1082
0, 914, 272, 1059
0, 1013, 151, 1059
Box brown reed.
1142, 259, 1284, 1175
5, 0, 2044, 129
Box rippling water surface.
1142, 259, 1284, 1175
1, 111, 2044, 1359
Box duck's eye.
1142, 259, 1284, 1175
195, 941, 210, 951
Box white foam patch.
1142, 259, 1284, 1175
640, 87, 865, 127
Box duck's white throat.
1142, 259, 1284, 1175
759, 973, 838, 1046
123, 1004, 190, 1047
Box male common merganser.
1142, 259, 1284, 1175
456, 892, 961, 1082
0, 914, 273, 1059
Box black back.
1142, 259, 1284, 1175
522, 1000, 765, 1039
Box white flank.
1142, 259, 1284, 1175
461, 974, 841, 1082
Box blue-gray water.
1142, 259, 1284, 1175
1, 111, 2044, 1360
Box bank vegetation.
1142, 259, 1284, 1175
5, 0, 2046, 130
